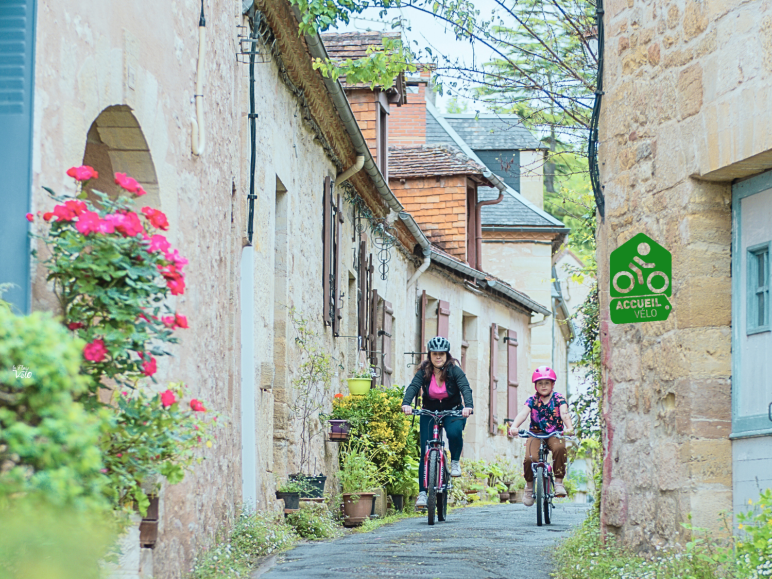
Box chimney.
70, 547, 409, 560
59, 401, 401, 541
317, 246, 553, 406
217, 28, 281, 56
389, 68, 433, 146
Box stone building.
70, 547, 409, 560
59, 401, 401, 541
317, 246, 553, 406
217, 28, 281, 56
597, 0, 772, 550
1, 4, 561, 578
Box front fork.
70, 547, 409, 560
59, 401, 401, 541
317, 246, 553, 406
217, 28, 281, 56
530, 463, 554, 498
423, 424, 450, 491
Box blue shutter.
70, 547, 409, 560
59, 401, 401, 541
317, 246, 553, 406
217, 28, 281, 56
0, 0, 36, 313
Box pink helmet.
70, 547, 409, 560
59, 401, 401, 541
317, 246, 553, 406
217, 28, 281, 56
532, 366, 557, 384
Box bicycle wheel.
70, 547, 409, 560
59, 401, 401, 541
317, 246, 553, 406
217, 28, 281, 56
438, 464, 448, 522
535, 466, 544, 527
427, 450, 438, 526
543, 473, 552, 525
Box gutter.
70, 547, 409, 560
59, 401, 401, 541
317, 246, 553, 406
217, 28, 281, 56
485, 280, 551, 317
399, 211, 431, 290
300, 19, 403, 214
482, 226, 571, 234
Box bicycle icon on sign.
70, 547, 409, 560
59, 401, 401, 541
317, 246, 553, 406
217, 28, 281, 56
612, 241, 670, 295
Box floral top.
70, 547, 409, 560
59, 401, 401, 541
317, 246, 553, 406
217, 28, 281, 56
525, 392, 567, 433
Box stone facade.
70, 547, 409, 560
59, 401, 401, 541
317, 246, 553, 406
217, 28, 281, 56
598, 0, 772, 550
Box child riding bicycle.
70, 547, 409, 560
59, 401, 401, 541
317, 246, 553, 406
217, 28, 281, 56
402, 336, 474, 509
508, 366, 574, 505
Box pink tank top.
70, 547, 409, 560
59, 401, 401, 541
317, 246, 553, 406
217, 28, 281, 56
428, 374, 449, 400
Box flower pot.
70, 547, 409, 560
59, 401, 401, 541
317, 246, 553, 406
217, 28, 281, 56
463, 489, 479, 495
389, 494, 404, 512
275, 491, 300, 510
328, 419, 351, 442
289, 474, 327, 498
499, 492, 510, 503
511, 489, 524, 503
347, 378, 371, 396
341, 492, 376, 527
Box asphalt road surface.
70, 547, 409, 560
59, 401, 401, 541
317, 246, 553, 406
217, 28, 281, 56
256, 502, 590, 579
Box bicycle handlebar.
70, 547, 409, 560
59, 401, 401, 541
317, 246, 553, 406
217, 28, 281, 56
410, 408, 471, 418
518, 430, 577, 442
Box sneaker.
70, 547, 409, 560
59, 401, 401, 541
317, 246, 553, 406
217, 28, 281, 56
523, 483, 535, 507
415, 491, 427, 508
450, 460, 462, 477
554, 482, 567, 497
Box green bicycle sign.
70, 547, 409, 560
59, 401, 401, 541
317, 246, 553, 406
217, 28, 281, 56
610, 233, 672, 324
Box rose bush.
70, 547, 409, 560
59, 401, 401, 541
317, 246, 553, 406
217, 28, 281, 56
33, 169, 189, 398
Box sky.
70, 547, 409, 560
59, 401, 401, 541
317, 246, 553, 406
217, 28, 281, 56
330, 1, 502, 114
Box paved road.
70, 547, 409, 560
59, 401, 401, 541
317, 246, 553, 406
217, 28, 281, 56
256, 502, 589, 579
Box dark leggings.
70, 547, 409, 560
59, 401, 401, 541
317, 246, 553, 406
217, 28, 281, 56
418, 414, 466, 492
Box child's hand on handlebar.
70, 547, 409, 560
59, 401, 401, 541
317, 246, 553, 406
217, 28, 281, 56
402, 405, 413, 415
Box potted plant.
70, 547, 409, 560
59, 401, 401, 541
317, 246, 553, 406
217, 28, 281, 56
510, 477, 526, 503
289, 473, 327, 498
275, 479, 304, 510
347, 366, 373, 396
338, 448, 382, 527
386, 466, 417, 513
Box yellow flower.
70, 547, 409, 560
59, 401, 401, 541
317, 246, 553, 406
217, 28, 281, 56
748, 499, 753, 505
738, 524, 743, 529
206, 440, 213, 448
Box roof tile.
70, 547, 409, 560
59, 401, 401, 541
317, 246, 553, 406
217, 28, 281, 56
388, 145, 489, 180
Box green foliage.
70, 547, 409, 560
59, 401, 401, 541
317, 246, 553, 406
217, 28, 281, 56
101, 384, 215, 515
276, 477, 314, 494
190, 511, 299, 579
0, 308, 110, 511
445, 96, 468, 114
736, 489, 772, 578
35, 187, 187, 395
553, 511, 731, 579
0, 499, 118, 579
289, 308, 334, 474
337, 447, 383, 494
285, 503, 342, 539
328, 386, 413, 489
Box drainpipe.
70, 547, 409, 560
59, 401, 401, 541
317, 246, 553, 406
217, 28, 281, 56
191, 1, 206, 156
335, 155, 365, 186
400, 211, 431, 290
475, 184, 504, 270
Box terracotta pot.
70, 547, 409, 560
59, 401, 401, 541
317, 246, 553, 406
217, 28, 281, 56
499, 492, 510, 503
347, 378, 371, 396
341, 492, 376, 527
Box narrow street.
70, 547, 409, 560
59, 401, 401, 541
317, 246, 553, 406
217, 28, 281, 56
256, 503, 589, 579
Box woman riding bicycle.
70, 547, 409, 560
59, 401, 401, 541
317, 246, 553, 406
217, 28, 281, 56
508, 366, 573, 505
401, 336, 474, 509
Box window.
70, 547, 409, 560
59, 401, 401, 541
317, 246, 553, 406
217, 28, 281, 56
747, 242, 770, 334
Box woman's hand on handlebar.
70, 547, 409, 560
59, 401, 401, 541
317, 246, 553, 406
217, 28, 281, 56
402, 405, 413, 415
462, 407, 473, 418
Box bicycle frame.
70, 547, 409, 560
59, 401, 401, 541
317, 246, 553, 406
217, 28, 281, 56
417, 410, 454, 493
519, 430, 576, 526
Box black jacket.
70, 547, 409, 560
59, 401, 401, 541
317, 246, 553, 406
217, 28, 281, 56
402, 363, 474, 411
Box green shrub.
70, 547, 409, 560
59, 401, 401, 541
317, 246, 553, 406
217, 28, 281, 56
285, 503, 342, 539
190, 511, 298, 579
736, 488, 772, 578
0, 308, 110, 511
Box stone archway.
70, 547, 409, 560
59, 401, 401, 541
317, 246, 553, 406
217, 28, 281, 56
82, 105, 161, 208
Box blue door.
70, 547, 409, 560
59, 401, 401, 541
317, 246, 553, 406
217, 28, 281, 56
0, 0, 37, 313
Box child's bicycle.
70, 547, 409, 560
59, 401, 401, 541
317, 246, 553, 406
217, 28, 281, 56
411, 408, 468, 525
518, 430, 577, 527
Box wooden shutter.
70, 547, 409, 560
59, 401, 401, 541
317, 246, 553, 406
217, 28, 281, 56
332, 193, 344, 336
489, 323, 498, 435
0, 0, 36, 312
381, 301, 394, 386
437, 300, 450, 338
357, 237, 367, 347
369, 287, 378, 365
506, 330, 518, 420
322, 176, 332, 325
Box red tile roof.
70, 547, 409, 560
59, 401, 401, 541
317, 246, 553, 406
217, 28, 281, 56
321, 32, 401, 60
388, 145, 489, 179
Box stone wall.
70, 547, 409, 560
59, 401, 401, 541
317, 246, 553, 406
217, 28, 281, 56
597, 0, 772, 550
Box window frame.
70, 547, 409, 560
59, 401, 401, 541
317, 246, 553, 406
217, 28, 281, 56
731, 169, 772, 438
746, 241, 771, 335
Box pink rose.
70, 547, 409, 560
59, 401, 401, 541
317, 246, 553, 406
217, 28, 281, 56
175, 313, 188, 329
106, 211, 144, 237
52, 204, 76, 222
25, 213, 33, 222
43, 212, 53, 221
67, 165, 99, 181
83, 339, 107, 362
114, 172, 140, 193
160, 389, 176, 408
190, 399, 206, 412
116, 453, 123, 458
100, 468, 108, 473
136, 186, 147, 197
141, 207, 169, 231
140, 354, 157, 377
161, 316, 176, 329
64, 200, 87, 216
75, 211, 103, 235
148, 234, 170, 253
164, 249, 188, 270
67, 321, 84, 330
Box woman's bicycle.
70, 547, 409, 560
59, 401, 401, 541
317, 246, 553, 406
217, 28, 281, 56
411, 408, 466, 526
518, 430, 576, 527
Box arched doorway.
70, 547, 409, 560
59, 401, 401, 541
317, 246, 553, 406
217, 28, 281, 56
81, 105, 161, 208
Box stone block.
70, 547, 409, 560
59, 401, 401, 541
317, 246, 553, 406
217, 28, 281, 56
688, 439, 732, 487
675, 275, 731, 329
683, 1, 709, 42
655, 494, 678, 540
648, 43, 661, 66
603, 478, 628, 528
677, 64, 703, 119
656, 442, 684, 491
